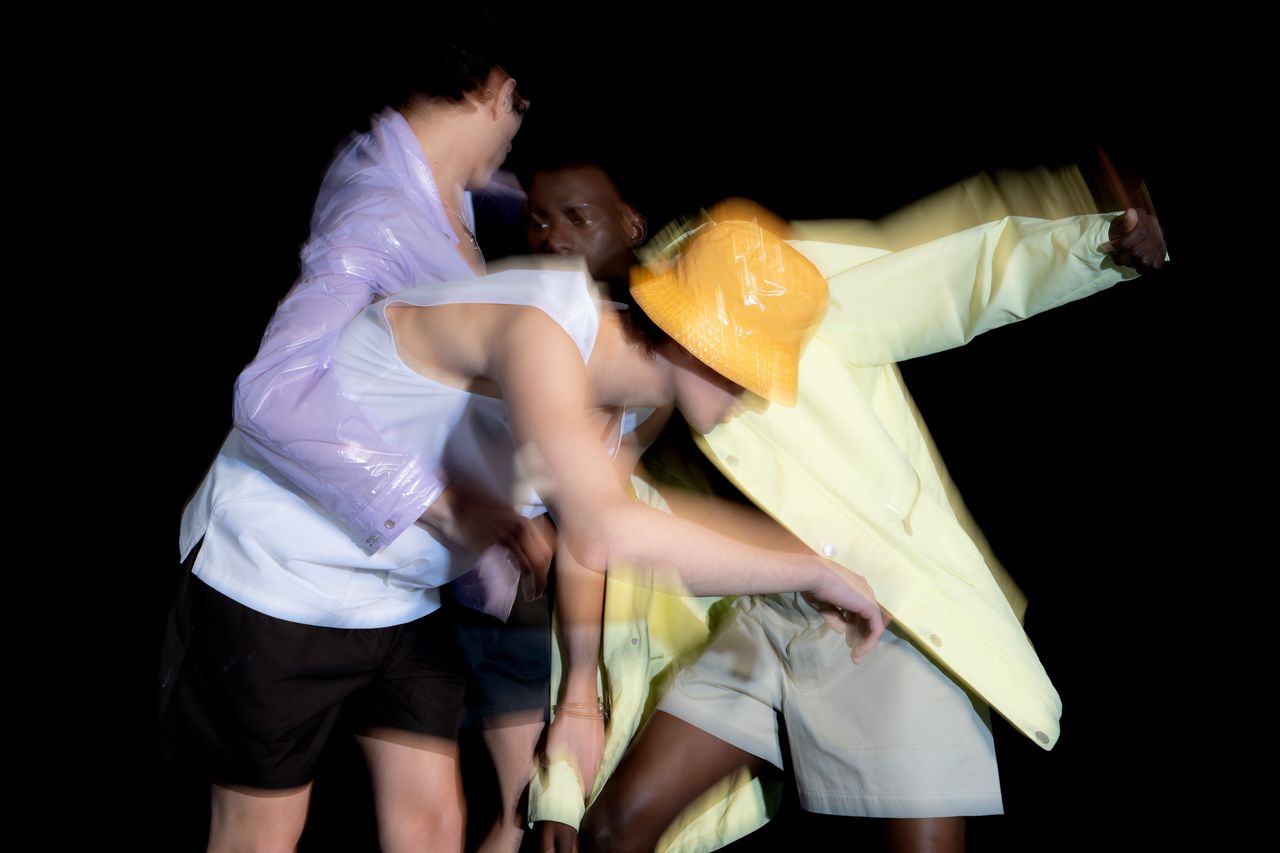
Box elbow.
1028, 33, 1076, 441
560, 504, 631, 577
230, 372, 259, 433
231, 369, 281, 442
559, 529, 610, 577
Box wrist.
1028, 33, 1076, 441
418, 485, 455, 527
561, 670, 600, 703
553, 698, 606, 721
793, 553, 826, 594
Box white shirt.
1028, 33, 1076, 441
181, 268, 600, 628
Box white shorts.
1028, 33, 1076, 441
658, 593, 1002, 818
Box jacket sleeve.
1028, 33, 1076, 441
527, 758, 588, 830
793, 213, 1139, 367
232, 214, 445, 555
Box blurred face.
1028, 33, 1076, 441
666, 344, 746, 434
526, 166, 642, 282
472, 72, 528, 188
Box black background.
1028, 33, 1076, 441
119, 13, 1215, 850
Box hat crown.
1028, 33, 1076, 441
631, 205, 828, 406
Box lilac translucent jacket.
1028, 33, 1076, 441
233, 110, 477, 554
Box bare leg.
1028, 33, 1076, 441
579, 712, 766, 853
477, 716, 546, 853
882, 817, 966, 853
574, 713, 966, 853
357, 728, 465, 853
209, 782, 311, 853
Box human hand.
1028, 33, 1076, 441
1087, 146, 1166, 274
801, 559, 886, 663
545, 704, 606, 798
420, 487, 555, 598
1102, 207, 1166, 273
538, 821, 579, 853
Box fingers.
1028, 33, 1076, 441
539, 822, 579, 853
515, 515, 555, 599
1115, 211, 1156, 251
816, 566, 886, 663
521, 563, 547, 602
539, 822, 557, 853
825, 606, 886, 666
532, 514, 557, 558
849, 605, 886, 664
1119, 207, 1140, 235
1126, 222, 1167, 266
1105, 209, 1166, 271
1128, 207, 1142, 233
819, 607, 848, 634
1128, 228, 1166, 269
501, 514, 553, 595
1104, 208, 1140, 250
841, 604, 886, 665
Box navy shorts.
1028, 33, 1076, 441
446, 582, 552, 728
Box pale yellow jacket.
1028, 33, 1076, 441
531, 197, 1140, 849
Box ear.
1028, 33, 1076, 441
492, 75, 518, 120
620, 204, 647, 247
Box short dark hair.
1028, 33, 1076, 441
382, 7, 536, 106
615, 295, 672, 358
517, 156, 669, 354
515, 150, 639, 216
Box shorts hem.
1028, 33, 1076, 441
796, 787, 1004, 819
657, 692, 783, 769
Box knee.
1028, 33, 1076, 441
580, 800, 647, 853
379, 804, 465, 852
436, 807, 466, 845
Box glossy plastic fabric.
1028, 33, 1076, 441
231, 109, 475, 554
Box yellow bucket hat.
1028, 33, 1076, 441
630, 201, 828, 406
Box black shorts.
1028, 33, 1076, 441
158, 563, 464, 789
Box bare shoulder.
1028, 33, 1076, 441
494, 302, 588, 363
489, 304, 597, 424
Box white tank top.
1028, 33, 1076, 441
180, 267, 600, 628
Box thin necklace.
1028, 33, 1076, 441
443, 202, 485, 268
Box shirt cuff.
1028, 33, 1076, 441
527, 759, 587, 830
353, 458, 445, 555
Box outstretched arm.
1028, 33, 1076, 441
795, 210, 1164, 367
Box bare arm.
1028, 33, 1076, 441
649, 479, 811, 554
651, 476, 892, 636
545, 539, 608, 798
490, 309, 884, 652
